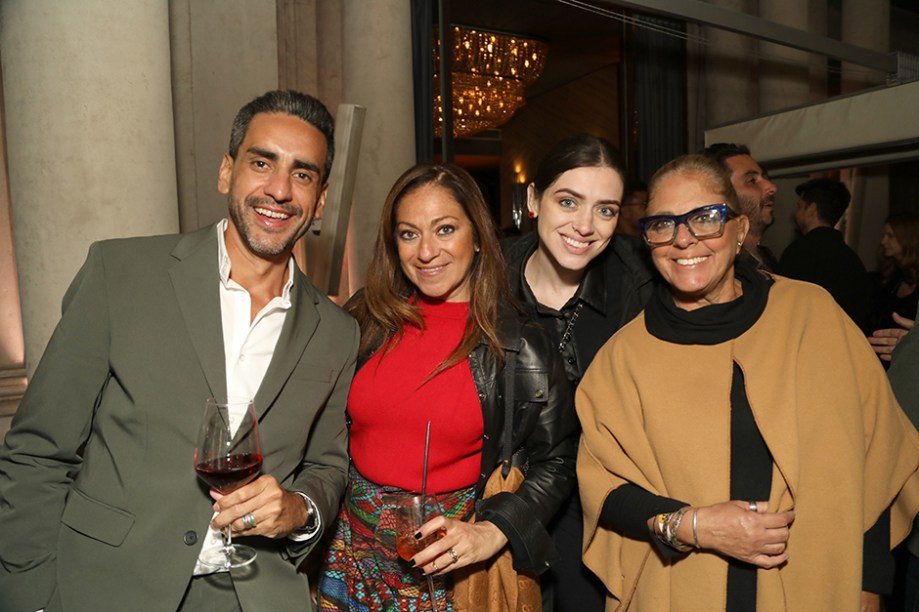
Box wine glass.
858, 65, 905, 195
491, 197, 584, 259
194, 397, 263, 569
394, 494, 445, 611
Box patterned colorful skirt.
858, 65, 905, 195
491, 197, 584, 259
318, 466, 477, 611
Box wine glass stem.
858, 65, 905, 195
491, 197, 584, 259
222, 525, 233, 571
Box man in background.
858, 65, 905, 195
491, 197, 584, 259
779, 177, 873, 333
703, 142, 779, 270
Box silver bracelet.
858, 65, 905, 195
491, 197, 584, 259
691, 508, 700, 549
668, 506, 693, 552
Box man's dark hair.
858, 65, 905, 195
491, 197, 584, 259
795, 177, 851, 226
701, 143, 751, 170
228, 90, 335, 183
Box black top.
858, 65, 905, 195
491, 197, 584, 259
778, 226, 873, 333
872, 268, 919, 331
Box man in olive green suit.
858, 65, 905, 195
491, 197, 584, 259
0, 90, 359, 612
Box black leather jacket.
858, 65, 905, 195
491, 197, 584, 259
468, 304, 577, 574
352, 299, 576, 574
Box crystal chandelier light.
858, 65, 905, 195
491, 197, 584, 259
434, 25, 548, 138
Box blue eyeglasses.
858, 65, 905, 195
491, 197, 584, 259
638, 203, 738, 247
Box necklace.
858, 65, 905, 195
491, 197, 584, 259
557, 302, 583, 353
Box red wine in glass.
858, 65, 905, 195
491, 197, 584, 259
194, 453, 262, 493
194, 397, 262, 569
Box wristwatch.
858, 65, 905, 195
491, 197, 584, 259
290, 491, 320, 540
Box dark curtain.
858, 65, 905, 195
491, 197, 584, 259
631, 16, 687, 183
411, 0, 434, 163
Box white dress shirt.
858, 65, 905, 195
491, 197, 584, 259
194, 220, 319, 575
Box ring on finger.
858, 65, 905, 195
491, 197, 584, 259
447, 547, 459, 563
431, 560, 438, 571
242, 511, 257, 529
748, 501, 758, 512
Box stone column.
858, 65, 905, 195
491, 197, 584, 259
2, 0, 179, 380
341, 0, 416, 293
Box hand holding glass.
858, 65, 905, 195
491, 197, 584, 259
394, 494, 445, 610
194, 397, 262, 569
395, 494, 447, 560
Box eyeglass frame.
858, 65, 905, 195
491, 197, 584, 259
638, 203, 739, 247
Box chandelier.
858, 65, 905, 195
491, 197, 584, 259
434, 25, 548, 138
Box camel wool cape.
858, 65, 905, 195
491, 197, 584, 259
577, 276, 919, 611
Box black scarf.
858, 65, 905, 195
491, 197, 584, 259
644, 258, 774, 345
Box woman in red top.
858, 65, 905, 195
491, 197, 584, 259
318, 162, 575, 611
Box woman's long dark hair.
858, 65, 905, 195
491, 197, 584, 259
348, 162, 511, 373
530, 133, 627, 197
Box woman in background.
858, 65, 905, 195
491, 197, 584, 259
502, 134, 655, 611
874, 213, 919, 330
578, 154, 919, 610
318, 162, 575, 611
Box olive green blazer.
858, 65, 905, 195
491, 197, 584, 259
0, 225, 358, 612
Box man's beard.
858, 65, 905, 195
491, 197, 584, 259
228, 194, 304, 257
738, 193, 770, 232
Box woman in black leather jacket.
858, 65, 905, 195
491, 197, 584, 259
502, 134, 655, 612
318, 162, 575, 611
464, 302, 576, 572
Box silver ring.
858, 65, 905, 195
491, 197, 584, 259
431, 560, 438, 571
748, 501, 758, 512
447, 547, 459, 563
242, 512, 257, 529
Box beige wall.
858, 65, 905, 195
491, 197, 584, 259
2, 0, 180, 385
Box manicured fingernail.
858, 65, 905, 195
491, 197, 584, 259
414, 531, 423, 540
